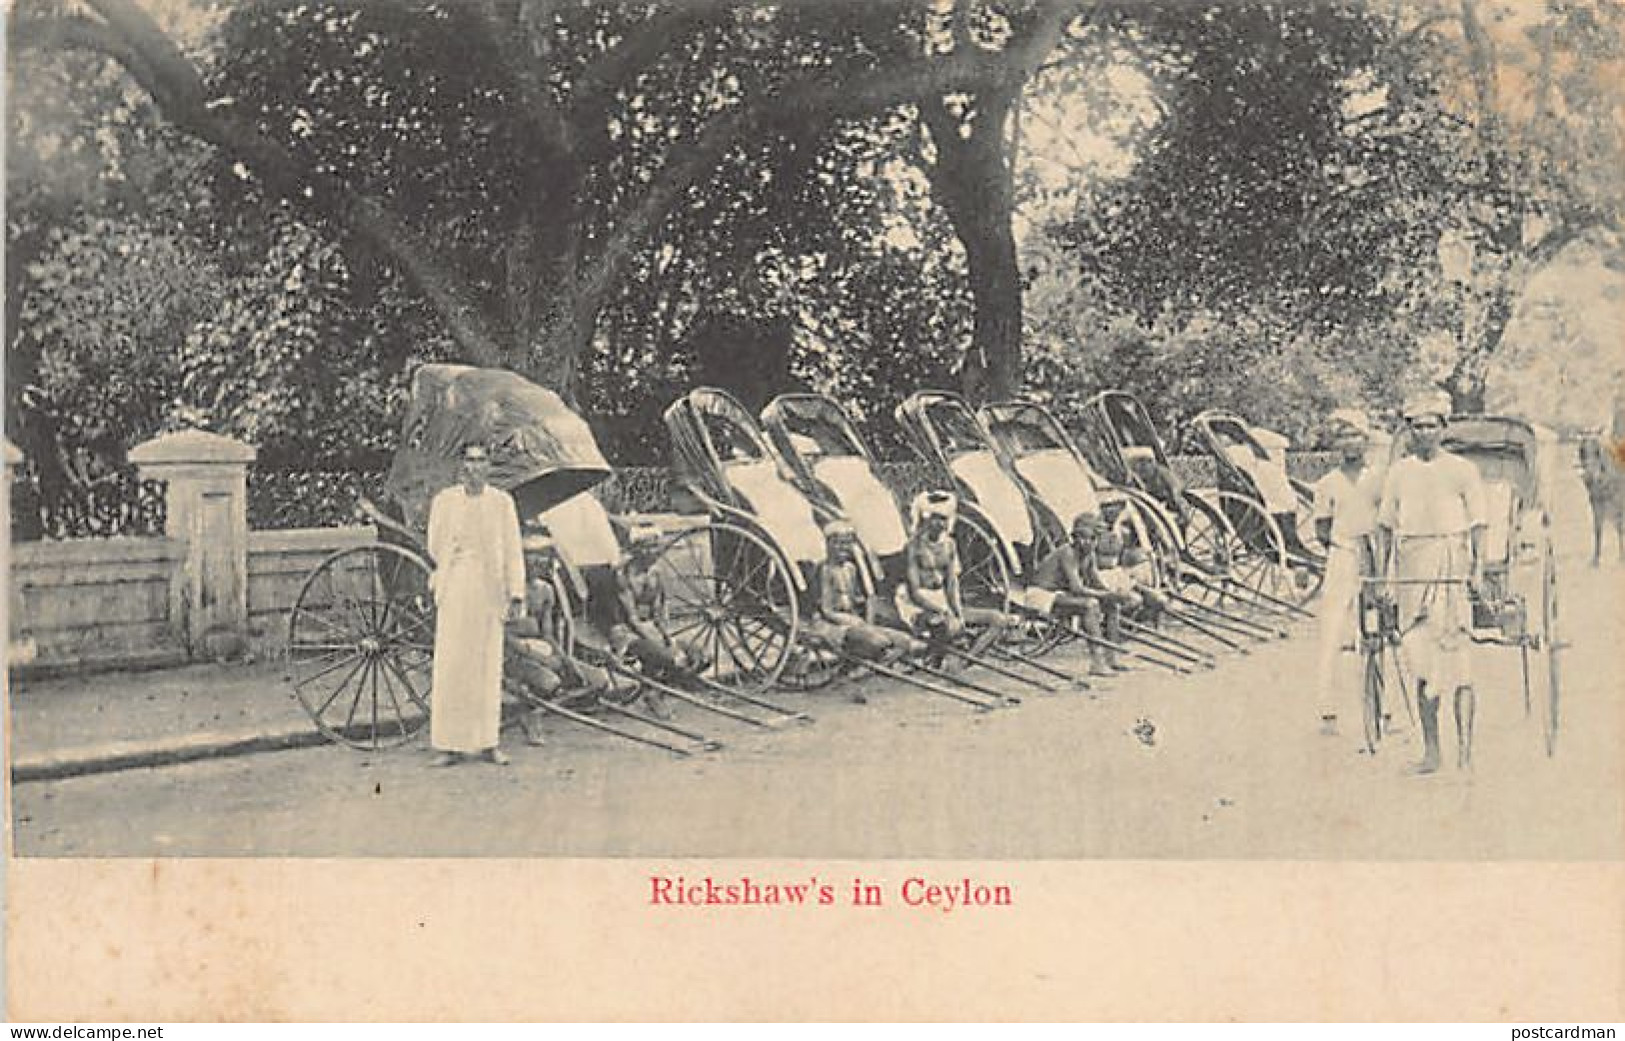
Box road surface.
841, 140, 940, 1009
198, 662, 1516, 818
13, 557, 1619, 859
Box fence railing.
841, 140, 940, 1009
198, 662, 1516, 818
12, 450, 1345, 540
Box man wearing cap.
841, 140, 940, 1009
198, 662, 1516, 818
1376, 391, 1489, 773
1028, 511, 1115, 676
427, 444, 527, 767
894, 490, 1010, 640
1310, 409, 1386, 736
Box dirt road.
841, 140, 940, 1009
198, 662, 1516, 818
13, 555, 1618, 859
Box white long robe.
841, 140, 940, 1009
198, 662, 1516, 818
1311, 465, 1383, 718
428, 485, 525, 752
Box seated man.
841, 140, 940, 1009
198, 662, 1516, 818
892, 491, 1008, 642
808, 520, 925, 680
1086, 529, 1167, 670
1026, 511, 1115, 676
505, 574, 609, 745
615, 525, 709, 676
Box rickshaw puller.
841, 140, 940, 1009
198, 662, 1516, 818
1376, 391, 1489, 774
1311, 409, 1386, 738
893, 491, 1009, 642
1027, 511, 1116, 676
1087, 528, 1166, 669
505, 574, 613, 746
808, 520, 926, 701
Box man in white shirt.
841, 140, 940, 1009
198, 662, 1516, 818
427, 444, 527, 767
1311, 410, 1385, 737
1376, 392, 1489, 774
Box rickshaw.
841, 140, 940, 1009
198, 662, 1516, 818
1075, 390, 1305, 625
758, 391, 1011, 626
978, 399, 1255, 663
1188, 409, 1325, 603
668, 387, 1044, 706
1358, 415, 1564, 756
284, 365, 790, 754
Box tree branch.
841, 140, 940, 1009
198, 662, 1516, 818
572, 0, 735, 108
22, 0, 512, 371
569, 34, 1053, 325
474, 0, 576, 162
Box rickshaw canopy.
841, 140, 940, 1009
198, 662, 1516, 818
384, 364, 612, 532
1442, 415, 1560, 511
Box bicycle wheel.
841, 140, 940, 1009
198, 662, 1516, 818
1361, 643, 1384, 754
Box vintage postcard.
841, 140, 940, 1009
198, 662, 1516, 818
5, 0, 1622, 1021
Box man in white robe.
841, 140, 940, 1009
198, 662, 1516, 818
427, 444, 526, 766
1311, 411, 1384, 736
1376, 392, 1488, 774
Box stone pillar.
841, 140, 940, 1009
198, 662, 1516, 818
130, 429, 256, 658
4, 439, 36, 666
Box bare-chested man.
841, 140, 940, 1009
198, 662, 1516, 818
892, 491, 1007, 642
1027, 511, 1115, 676
802, 520, 925, 702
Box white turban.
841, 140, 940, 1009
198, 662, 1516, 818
910, 490, 958, 529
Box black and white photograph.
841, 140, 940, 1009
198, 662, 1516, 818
4, 0, 1623, 1021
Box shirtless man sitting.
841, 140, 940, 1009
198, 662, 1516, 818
505, 573, 610, 745
892, 491, 1009, 642
1027, 511, 1115, 676
811, 520, 925, 661
1087, 529, 1167, 668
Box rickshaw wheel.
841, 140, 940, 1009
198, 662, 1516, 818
1541, 536, 1561, 756
1176, 493, 1239, 607
1361, 644, 1384, 755
1006, 521, 1068, 657
954, 513, 1015, 616
287, 543, 435, 751
1207, 491, 1299, 612
953, 512, 1044, 657
652, 521, 797, 695
1118, 489, 1184, 596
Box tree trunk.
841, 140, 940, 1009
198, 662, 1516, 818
1443, 279, 1517, 414
921, 89, 1024, 403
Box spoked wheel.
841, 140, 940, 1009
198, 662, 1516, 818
652, 521, 798, 695
1176, 492, 1240, 608
954, 511, 1042, 656
1361, 643, 1385, 755
287, 543, 435, 750
1008, 521, 1070, 658
1540, 537, 1561, 756
1118, 488, 1184, 598
1204, 491, 1300, 615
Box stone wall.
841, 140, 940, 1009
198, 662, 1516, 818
9, 537, 187, 673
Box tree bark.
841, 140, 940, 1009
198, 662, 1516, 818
921, 90, 1025, 402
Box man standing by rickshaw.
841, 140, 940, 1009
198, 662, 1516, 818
427, 443, 528, 767
1375, 391, 1489, 774
1311, 409, 1385, 737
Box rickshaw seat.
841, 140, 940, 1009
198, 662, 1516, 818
1013, 448, 1102, 530
949, 450, 1034, 546
812, 454, 908, 556
724, 459, 828, 564
1225, 444, 1298, 513
539, 492, 624, 568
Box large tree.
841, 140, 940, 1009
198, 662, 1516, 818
13, 0, 1081, 407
